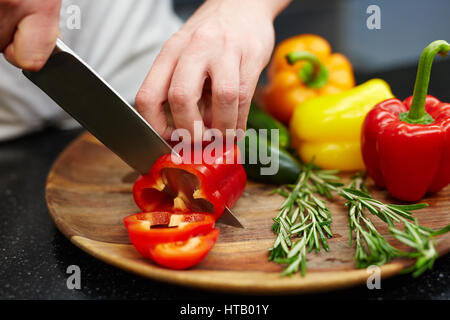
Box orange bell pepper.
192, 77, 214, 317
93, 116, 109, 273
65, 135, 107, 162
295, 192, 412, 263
263, 34, 356, 124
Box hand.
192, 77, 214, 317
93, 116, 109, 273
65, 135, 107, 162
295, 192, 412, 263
0, 0, 61, 71
136, 0, 289, 140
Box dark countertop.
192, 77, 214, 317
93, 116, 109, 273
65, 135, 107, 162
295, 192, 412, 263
0, 63, 449, 301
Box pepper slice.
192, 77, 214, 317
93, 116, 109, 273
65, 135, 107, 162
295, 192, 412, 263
362, 40, 450, 201
123, 212, 216, 258
133, 144, 246, 220
128, 145, 246, 269
148, 229, 220, 270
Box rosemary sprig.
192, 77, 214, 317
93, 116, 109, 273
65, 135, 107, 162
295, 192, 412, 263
269, 159, 449, 277
340, 174, 450, 277
342, 174, 404, 268
269, 164, 342, 276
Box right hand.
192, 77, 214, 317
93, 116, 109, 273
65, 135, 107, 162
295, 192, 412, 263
0, 0, 61, 71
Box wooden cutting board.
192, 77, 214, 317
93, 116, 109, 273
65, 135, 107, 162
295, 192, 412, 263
45, 132, 450, 294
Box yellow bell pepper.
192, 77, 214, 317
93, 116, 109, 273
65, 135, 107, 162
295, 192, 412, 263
289, 79, 394, 171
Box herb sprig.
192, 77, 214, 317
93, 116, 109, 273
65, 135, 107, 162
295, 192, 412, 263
269, 163, 449, 277
340, 174, 450, 277
269, 164, 342, 276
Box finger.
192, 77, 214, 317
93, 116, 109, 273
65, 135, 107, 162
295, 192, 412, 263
0, 7, 22, 51
167, 49, 208, 141
236, 55, 262, 132
210, 49, 240, 135
135, 37, 187, 140
4, 6, 61, 71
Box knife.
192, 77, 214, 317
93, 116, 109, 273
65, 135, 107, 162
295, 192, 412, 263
23, 39, 244, 228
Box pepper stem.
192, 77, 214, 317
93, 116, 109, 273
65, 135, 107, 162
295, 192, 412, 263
286, 51, 329, 89
400, 40, 450, 124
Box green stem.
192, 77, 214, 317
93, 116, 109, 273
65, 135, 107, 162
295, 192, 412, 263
400, 40, 450, 124
286, 51, 329, 89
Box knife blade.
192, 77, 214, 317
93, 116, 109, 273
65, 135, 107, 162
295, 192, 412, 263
23, 39, 244, 228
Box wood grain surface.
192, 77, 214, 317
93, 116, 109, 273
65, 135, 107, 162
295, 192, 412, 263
45, 132, 450, 294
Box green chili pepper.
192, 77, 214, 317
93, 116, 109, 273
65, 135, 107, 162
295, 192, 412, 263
246, 102, 290, 149
237, 131, 301, 185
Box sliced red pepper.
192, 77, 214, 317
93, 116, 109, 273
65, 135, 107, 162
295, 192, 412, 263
362, 40, 450, 201
133, 144, 246, 220
127, 144, 245, 269
123, 212, 215, 259
148, 229, 220, 270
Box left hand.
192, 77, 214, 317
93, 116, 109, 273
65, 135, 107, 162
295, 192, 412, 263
135, 0, 287, 140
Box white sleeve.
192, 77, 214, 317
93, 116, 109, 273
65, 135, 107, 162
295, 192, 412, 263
0, 0, 182, 141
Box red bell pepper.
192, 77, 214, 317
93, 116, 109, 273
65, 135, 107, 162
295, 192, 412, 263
148, 229, 220, 270
362, 40, 450, 201
126, 144, 246, 269
133, 144, 246, 220
123, 212, 216, 258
